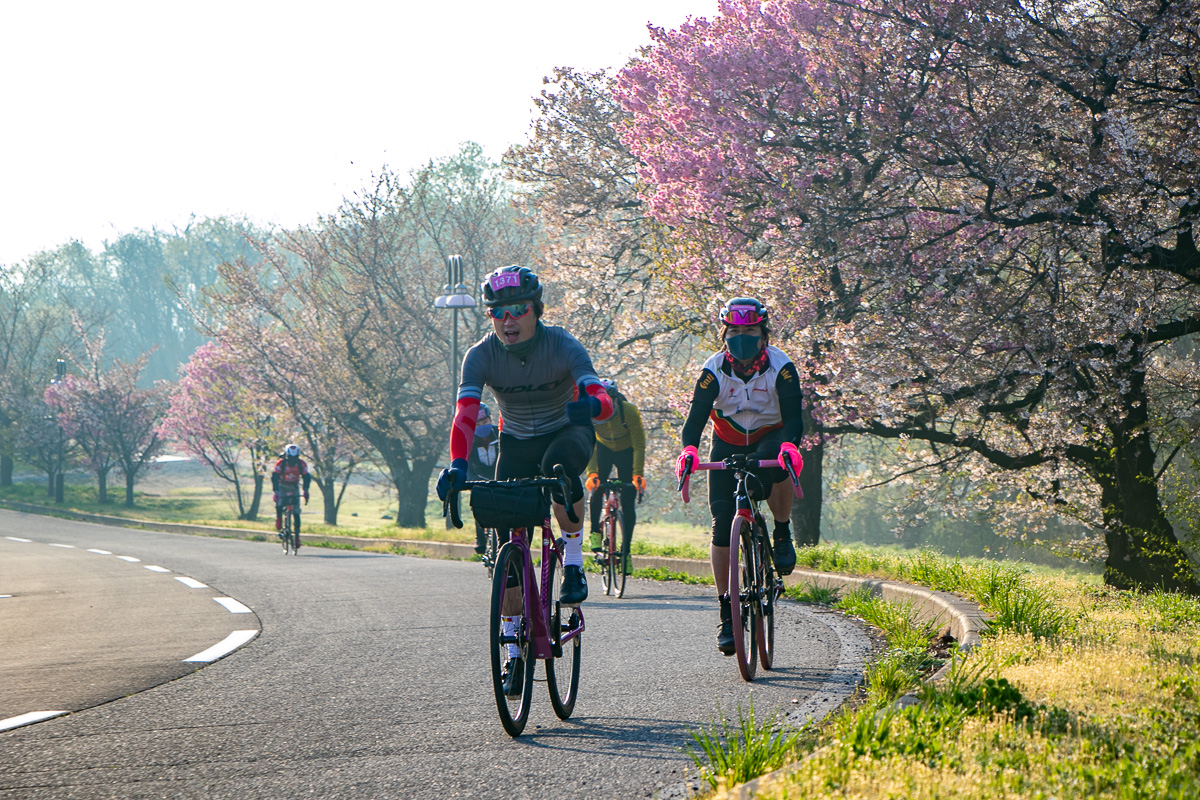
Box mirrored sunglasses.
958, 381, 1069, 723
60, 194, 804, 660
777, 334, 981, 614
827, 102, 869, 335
726, 306, 763, 325
488, 302, 533, 320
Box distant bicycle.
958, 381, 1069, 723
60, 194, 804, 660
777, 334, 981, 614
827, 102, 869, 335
594, 479, 640, 598
679, 453, 801, 680
444, 465, 584, 737
479, 527, 501, 579
279, 493, 301, 556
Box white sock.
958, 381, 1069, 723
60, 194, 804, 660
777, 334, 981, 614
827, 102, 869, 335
501, 615, 521, 659
562, 528, 584, 568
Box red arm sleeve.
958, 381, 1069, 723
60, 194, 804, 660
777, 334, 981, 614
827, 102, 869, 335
585, 382, 614, 422
449, 397, 480, 461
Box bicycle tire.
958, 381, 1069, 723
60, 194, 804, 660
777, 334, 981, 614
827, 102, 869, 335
600, 510, 617, 596
545, 547, 581, 719
483, 528, 500, 579
490, 543, 534, 736
291, 511, 301, 556
755, 519, 776, 669
728, 514, 758, 681
614, 508, 628, 598
282, 510, 294, 555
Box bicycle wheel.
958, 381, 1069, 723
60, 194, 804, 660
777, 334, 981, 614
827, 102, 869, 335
613, 508, 628, 598
600, 511, 617, 596
728, 514, 758, 681
291, 511, 301, 555
483, 528, 500, 579
545, 549, 582, 719
490, 543, 534, 736
755, 520, 776, 669
282, 512, 294, 555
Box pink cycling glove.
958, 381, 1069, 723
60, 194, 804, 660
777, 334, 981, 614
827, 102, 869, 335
676, 446, 699, 481
778, 442, 803, 476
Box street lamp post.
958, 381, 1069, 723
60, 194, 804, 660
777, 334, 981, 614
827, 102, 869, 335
434, 254, 477, 409
434, 255, 477, 530
51, 358, 65, 503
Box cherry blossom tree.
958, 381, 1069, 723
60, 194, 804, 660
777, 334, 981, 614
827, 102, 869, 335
161, 341, 284, 519
508, 65, 829, 542
618, 0, 1200, 590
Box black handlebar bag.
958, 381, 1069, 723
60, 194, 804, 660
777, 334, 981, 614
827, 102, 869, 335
469, 483, 551, 531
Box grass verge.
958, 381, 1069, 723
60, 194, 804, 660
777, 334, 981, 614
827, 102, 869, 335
694, 548, 1200, 800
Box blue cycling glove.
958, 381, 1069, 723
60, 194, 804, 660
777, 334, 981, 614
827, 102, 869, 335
436, 458, 469, 501
566, 395, 602, 425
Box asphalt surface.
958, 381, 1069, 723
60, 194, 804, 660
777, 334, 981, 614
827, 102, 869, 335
0, 509, 871, 799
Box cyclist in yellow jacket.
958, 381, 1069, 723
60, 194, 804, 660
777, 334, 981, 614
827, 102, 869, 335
585, 379, 646, 572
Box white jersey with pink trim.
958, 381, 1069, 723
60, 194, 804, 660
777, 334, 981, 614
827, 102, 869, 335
457, 324, 601, 438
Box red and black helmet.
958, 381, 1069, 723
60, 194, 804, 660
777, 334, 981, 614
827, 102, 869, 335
481, 265, 543, 307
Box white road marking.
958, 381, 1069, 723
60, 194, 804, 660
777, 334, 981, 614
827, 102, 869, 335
144, 565, 171, 573
117, 556, 140, 563
175, 576, 207, 589
184, 630, 258, 662
49, 543, 74, 549
87, 548, 113, 555
5, 537, 32, 542
0, 594, 11, 599
0, 710, 69, 732
213, 597, 252, 614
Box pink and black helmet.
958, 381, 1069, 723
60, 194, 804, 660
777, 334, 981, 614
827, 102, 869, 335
719, 297, 769, 328
481, 265, 542, 307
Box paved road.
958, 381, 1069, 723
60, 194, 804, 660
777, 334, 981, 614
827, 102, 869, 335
0, 509, 871, 799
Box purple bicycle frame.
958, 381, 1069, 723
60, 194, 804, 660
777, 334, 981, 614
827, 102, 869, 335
505, 517, 585, 660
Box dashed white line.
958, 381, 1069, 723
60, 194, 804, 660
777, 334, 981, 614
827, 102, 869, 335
212, 597, 252, 614
87, 548, 113, 555
49, 543, 75, 549
116, 556, 140, 563
5, 536, 32, 542
0, 594, 11, 599
144, 565, 171, 573
184, 630, 258, 662
0, 710, 69, 732
175, 577, 207, 589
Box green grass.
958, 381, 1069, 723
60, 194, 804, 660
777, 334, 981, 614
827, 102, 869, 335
685, 698, 808, 792
697, 551, 1200, 800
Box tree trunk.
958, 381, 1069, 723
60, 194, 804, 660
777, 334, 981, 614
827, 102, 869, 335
247, 473, 264, 521
125, 471, 136, 508
791, 438, 823, 547
97, 467, 110, 504
1097, 369, 1199, 593
319, 476, 338, 525
1, 454, 12, 486
47, 467, 56, 499
393, 455, 439, 527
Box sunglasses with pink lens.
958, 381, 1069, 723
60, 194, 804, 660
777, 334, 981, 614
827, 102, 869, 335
725, 306, 763, 325
488, 302, 533, 321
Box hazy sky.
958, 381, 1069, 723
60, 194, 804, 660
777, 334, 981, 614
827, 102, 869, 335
0, 0, 715, 267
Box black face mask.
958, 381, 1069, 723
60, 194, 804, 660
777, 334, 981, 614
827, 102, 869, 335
726, 334, 762, 361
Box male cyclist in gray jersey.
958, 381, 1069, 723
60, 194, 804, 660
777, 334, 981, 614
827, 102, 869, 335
437, 265, 614, 610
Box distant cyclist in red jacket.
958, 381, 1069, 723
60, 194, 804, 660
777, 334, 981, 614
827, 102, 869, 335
272, 443, 313, 538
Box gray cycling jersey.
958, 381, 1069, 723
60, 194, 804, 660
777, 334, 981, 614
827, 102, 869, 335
458, 323, 601, 438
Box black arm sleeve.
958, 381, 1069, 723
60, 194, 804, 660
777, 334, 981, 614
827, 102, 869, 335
681, 369, 720, 449
303, 472, 313, 493
776, 362, 805, 442
270, 470, 280, 492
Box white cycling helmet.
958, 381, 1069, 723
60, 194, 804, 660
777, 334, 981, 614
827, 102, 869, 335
284, 443, 300, 458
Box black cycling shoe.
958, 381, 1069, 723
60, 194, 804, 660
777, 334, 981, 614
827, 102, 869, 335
474, 528, 487, 555
717, 594, 735, 655
772, 532, 797, 577
560, 564, 588, 607
501, 658, 524, 697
